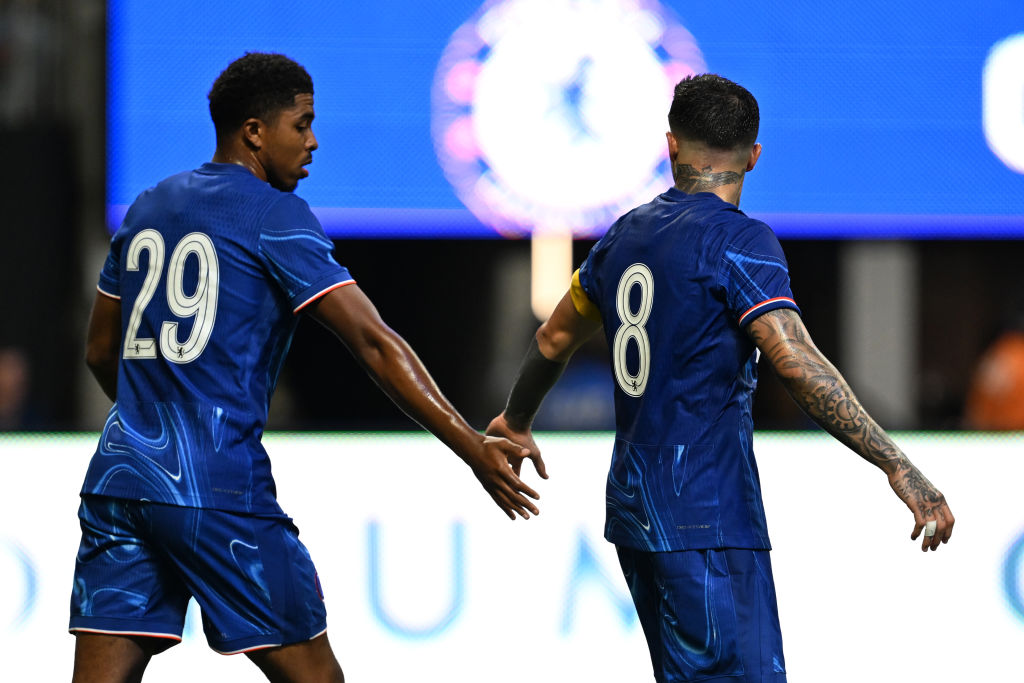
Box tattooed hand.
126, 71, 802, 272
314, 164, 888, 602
887, 462, 955, 551
747, 307, 955, 551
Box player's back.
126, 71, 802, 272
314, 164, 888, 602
578, 188, 799, 551
113, 165, 290, 411
84, 162, 351, 513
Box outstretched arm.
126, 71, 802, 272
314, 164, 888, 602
306, 283, 540, 520
746, 307, 954, 551
486, 288, 603, 475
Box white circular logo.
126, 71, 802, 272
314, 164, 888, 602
432, 0, 706, 237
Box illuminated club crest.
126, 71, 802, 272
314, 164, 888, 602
431, 0, 707, 239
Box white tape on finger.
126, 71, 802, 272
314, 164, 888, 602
924, 520, 937, 537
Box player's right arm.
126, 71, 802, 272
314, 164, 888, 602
306, 283, 544, 520
486, 277, 603, 474
745, 307, 954, 551
85, 291, 122, 402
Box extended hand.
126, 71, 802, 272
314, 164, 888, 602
889, 465, 955, 552
468, 436, 543, 520
485, 413, 548, 479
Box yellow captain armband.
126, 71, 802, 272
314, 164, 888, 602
570, 269, 602, 322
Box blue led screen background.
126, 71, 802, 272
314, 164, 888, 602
107, 0, 1024, 238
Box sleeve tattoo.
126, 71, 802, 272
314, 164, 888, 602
746, 309, 904, 473
747, 308, 949, 519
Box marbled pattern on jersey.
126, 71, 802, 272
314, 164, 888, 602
85, 401, 278, 512
579, 188, 798, 552
84, 163, 352, 514
605, 439, 768, 551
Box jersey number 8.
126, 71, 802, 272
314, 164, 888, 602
612, 263, 652, 397
122, 229, 219, 364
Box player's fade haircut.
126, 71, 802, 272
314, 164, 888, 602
208, 52, 314, 138
668, 74, 759, 150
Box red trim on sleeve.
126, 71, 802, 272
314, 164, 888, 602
293, 279, 356, 313
738, 297, 797, 326
96, 285, 121, 301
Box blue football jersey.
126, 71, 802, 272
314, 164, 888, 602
577, 188, 800, 551
82, 162, 353, 513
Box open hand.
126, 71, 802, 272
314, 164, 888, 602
467, 435, 543, 520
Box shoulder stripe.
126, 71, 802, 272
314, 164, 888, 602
738, 297, 798, 326
293, 279, 356, 313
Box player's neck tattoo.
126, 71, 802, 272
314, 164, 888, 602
674, 164, 741, 194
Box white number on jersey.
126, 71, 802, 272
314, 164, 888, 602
612, 263, 653, 397
122, 230, 220, 364
123, 229, 165, 359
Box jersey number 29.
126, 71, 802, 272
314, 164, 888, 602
612, 263, 652, 397
122, 229, 219, 364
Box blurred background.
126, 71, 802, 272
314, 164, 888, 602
4, 3, 1024, 681
1, 0, 1023, 435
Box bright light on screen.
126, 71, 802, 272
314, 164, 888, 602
2, 432, 1022, 681
107, 1, 1024, 240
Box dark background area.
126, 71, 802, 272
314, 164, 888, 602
1, 0, 1021, 433
272, 237, 1023, 432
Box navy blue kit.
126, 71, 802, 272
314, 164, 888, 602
573, 187, 799, 681
70, 162, 352, 652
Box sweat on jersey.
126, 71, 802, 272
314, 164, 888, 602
575, 187, 800, 552
82, 162, 353, 514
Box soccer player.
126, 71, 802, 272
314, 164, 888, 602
486, 74, 954, 683
71, 52, 543, 683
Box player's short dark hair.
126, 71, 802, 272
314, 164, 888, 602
208, 52, 314, 137
668, 74, 759, 150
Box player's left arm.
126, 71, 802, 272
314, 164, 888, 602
745, 307, 954, 551
85, 291, 121, 402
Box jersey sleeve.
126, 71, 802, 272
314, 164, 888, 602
718, 220, 800, 327
258, 195, 355, 312
576, 239, 606, 315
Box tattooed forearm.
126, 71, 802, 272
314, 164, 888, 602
749, 308, 953, 543
889, 466, 944, 507
747, 309, 904, 473
675, 164, 741, 194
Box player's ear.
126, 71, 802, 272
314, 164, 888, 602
666, 132, 679, 177
745, 143, 762, 172
241, 118, 263, 151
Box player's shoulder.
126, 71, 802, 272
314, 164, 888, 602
260, 191, 321, 235
713, 214, 790, 279
637, 188, 757, 233
596, 189, 672, 245
190, 162, 321, 233
116, 169, 195, 239
127, 168, 193, 208
121, 164, 319, 243
710, 203, 780, 248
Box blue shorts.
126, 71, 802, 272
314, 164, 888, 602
69, 495, 328, 654
616, 546, 787, 683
